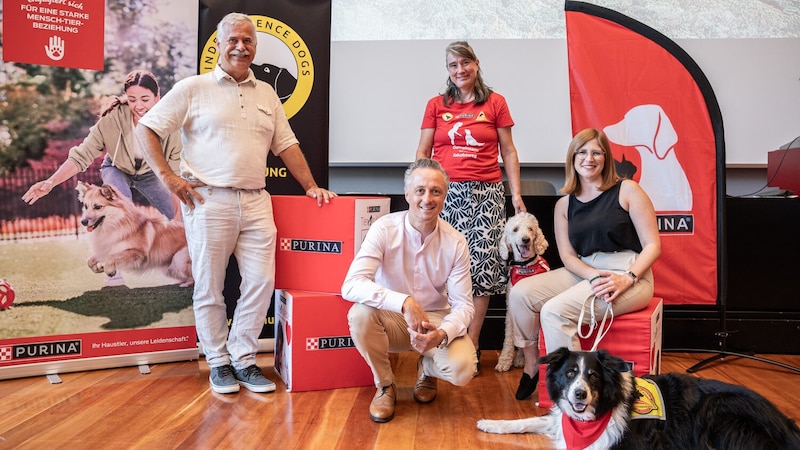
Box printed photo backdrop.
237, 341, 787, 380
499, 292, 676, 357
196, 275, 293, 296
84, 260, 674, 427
0, 0, 200, 379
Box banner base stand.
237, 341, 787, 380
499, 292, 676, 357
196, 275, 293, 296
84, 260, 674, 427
0, 348, 199, 381
46, 374, 62, 384
138, 364, 151, 374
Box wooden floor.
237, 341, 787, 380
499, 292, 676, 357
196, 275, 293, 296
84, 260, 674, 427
1, 351, 798, 449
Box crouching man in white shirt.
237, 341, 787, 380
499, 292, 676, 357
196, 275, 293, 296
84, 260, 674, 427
341, 158, 477, 423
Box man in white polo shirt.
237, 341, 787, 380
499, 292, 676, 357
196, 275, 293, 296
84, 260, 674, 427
136, 12, 335, 394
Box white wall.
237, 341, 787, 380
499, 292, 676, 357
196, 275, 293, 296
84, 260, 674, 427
329, 0, 800, 166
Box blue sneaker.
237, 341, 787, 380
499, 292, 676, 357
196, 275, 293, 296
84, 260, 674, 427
210, 364, 240, 394
234, 365, 276, 393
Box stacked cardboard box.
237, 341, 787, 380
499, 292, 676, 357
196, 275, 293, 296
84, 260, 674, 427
271, 195, 390, 392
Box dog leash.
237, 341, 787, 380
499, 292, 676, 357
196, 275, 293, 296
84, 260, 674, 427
577, 294, 614, 351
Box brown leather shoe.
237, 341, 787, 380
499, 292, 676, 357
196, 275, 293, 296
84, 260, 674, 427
414, 358, 438, 404
369, 384, 396, 423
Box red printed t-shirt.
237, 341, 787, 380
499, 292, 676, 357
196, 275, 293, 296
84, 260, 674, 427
420, 92, 514, 182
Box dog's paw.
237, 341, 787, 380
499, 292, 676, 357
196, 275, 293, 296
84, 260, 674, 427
87, 257, 104, 273
495, 359, 513, 372
478, 417, 546, 435
477, 419, 507, 434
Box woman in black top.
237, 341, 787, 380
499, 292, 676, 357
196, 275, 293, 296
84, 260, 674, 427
508, 128, 661, 400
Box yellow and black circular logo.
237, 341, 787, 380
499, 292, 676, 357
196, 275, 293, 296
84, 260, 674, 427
200, 15, 314, 119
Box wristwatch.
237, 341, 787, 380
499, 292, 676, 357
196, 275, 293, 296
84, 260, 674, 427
625, 270, 638, 283
436, 330, 449, 349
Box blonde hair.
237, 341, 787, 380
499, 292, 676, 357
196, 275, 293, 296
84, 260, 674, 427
561, 128, 619, 195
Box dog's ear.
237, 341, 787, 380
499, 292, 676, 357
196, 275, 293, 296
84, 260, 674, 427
524, 214, 548, 256
541, 347, 570, 369
499, 220, 511, 263
595, 349, 634, 417
99, 184, 117, 202
534, 228, 549, 256
596, 349, 631, 374
75, 181, 88, 202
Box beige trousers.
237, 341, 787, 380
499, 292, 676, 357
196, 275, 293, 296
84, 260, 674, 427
348, 303, 477, 388
510, 250, 654, 352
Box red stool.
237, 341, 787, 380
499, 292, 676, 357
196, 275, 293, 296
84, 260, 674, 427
536, 297, 663, 408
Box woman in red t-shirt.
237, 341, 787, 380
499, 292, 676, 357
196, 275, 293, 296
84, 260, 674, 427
416, 41, 526, 375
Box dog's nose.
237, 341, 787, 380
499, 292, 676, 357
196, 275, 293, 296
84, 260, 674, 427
574, 389, 587, 400
81, 219, 89, 226
522, 237, 530, 244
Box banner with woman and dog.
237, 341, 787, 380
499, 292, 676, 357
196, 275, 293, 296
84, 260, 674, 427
0, 0, 200, 380
0, 0, 333, 381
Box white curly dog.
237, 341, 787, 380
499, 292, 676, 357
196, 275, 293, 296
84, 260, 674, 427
496, 212, 550, 372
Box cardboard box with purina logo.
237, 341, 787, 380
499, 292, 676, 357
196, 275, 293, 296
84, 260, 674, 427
273, 289, 374, 392
271, 195, 391, 294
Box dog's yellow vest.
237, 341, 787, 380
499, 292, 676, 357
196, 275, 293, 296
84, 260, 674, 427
631, 377, 666, 420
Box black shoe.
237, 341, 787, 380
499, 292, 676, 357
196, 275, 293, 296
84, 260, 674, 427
515, 371, 539, 400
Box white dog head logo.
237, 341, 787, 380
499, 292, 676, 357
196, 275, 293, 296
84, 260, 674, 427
604, 104, 693, 212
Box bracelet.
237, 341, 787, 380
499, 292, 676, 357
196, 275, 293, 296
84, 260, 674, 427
588, 275, 603, 284
625, 270, 638, 283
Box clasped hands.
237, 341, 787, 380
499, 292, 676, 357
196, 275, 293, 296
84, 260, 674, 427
403, 296, 443, 354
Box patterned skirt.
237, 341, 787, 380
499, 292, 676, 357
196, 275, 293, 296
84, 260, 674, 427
441, 180, 508, 297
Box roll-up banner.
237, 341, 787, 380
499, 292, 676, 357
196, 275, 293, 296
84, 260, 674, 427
0, 1, 200, 380
565, 1, 725, 306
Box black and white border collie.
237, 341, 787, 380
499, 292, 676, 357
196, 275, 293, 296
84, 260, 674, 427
478, 348, 800, 449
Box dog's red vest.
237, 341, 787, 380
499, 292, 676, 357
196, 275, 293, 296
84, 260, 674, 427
509, 256, 550, 286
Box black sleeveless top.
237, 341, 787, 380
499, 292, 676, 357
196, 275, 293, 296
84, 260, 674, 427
568, 181, 642, 257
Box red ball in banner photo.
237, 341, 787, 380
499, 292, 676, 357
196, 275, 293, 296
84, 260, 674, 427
0, 279, 15, 310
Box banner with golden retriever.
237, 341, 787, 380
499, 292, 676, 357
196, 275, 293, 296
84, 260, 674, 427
0, 0, 200, 380
565, 1, 724, 306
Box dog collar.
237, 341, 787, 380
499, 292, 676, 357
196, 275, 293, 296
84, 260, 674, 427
561, 411, 613, 450
508, 255, 539, 267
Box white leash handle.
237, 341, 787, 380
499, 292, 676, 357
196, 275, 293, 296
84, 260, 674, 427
577, 295, 614, 351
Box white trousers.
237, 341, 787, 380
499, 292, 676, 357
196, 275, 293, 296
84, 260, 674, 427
182, 186, 276, 370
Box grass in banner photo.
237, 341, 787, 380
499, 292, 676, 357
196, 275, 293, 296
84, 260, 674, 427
0, 238, 194, 340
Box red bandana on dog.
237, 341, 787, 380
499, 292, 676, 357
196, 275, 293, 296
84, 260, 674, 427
509, 256, 550, 286
561, 412, 612, 450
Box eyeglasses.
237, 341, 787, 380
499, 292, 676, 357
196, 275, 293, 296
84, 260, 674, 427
574, 149, 605, 159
